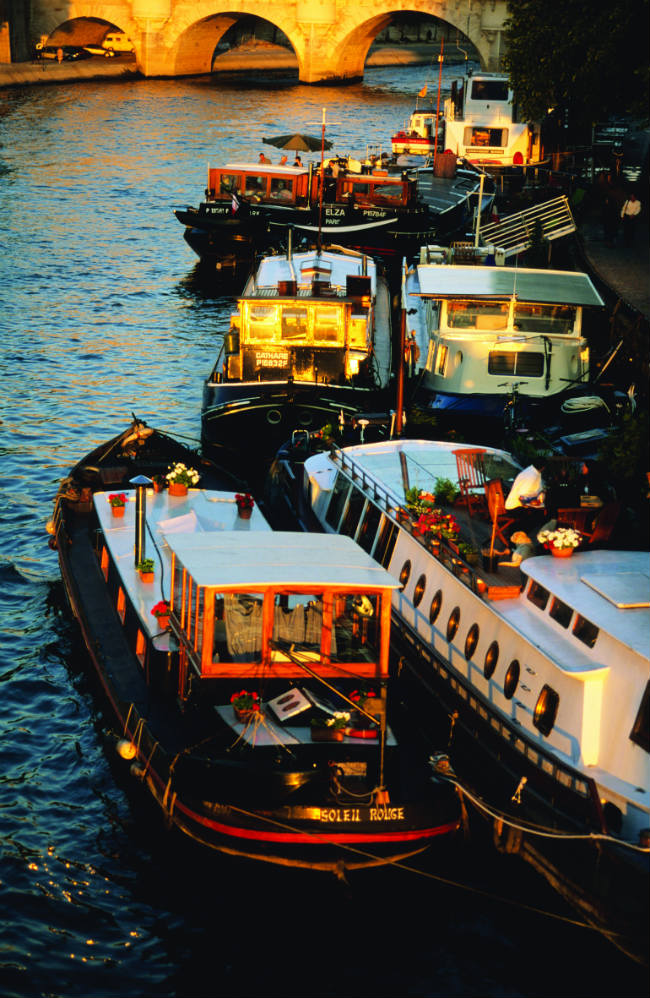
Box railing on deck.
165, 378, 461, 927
480, 196, 576, 258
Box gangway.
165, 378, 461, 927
480, 196, 576, 259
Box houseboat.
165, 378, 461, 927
201, 244, 392, 470
48, 421, 460, 870
173, 157, 489, 267
403, 248, 610, 436
267, 435, 649, 960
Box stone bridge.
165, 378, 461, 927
28, 0, 508, 83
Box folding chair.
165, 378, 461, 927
453, 448, 488, 518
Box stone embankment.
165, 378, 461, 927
0, 43, 460, 89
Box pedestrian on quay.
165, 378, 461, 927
56, 47, 63, 64
602, 189, 619, 247
293, 155, 303, 167
620, 193, 641, 246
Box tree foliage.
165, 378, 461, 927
503, 0, 649, 129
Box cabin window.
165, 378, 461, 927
270, 177, 293, 200
513, 304, 576, 335
464, 126, 508, 148
549, 597, 573, 629
280, 307, 308, 342
436, 344, 448, 375
358, 502, 382, 554
374, 519, 398, 568
325, 474, 350, 529
470, 79, 509, 101
193, 587, 205, 651
117, 587, 126, 624
246, 305, 277, 342
271, 593, 326, 656
534, 685, 560, 736
484, 640, 499, 679
504, 659, 520, 699
100, 545, 109, 581
465, 623, 480, 660
399, 560, 411, 589
136, 629, 146, 666
630, 681, 650, 752
313, 306, 342, 344
172, 562, 183, 616
368, 183, 402, 201
527, 581, 550, 609
446, 607, 460, 642
446, 300, 508, 331
219, 173, 241, 194
429, 589, 443, 624
332, 593, 380, 664
243, 174, 267, 196
488, 351, 544, 377
340, 487, 366, 538
413, 574, 427, 608
216, 592, 265, 663
573, 614, 599, 648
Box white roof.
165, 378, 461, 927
250, 248, 376, 295
166, 531, 400, 591
223, 162, 309, 175
524, 550, 650, 658
411, 265, 604, 306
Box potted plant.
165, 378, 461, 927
137, 558, 155, 582
231, 689, 261, 723
311, 711, 351, 742
405, 486, 436, 516
235, 492, 255, 519
458, 541, 479, 566
108, 493, 127, 518
152, 474, 166, 494
166, 462, 200, 497
434, 477, 459, 506
413, 509, 461, 550
151, 600, 170, 629
537, 526, 581, 558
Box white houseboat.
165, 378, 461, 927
404, 250, 608, 433
269, 435, 649, 960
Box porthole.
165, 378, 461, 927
413, 574, 426, 607
464, 623, 480, 660
446, 606, 460, 642
504, 659, 520, 699
533, 684, 560, 736
298, 411, 314, 426
399, 560, 411, 589
484, 640, 499, 679
429, 589, 442, 624
267, 409, 282, 425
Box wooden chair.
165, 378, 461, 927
556, 507, 593, 534
453, 448, 488, 518
581, 502, 621, 547
485, 479, 516, 553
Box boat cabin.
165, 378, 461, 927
206, 162, 312, 205
221, 252, 376, 386
443, 72, 542, 167
168, 532, 396, 682
406, 264, 602, 399
333, 170, 416, 208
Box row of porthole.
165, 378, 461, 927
401, 558, 559, 735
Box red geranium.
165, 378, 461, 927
151, 600, 170, 619
231, 689, 260, 711
108, 493, 127, 507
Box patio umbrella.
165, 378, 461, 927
263, 132, 333, 152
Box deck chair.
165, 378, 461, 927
556, 508, 593, 534
485, 479, 516, 555
453, 448, 488, 518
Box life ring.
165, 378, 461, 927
344, 727, 378, 739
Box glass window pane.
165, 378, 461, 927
332, 593, 380, 663
280, 307, 309, 342
325, 474, 350, 529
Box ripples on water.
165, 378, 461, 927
0, 66, 646, 997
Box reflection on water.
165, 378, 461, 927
0, 67, 646, 998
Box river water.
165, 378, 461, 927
0, 66, 647, 998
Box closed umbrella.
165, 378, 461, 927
263, 132, 333, 152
